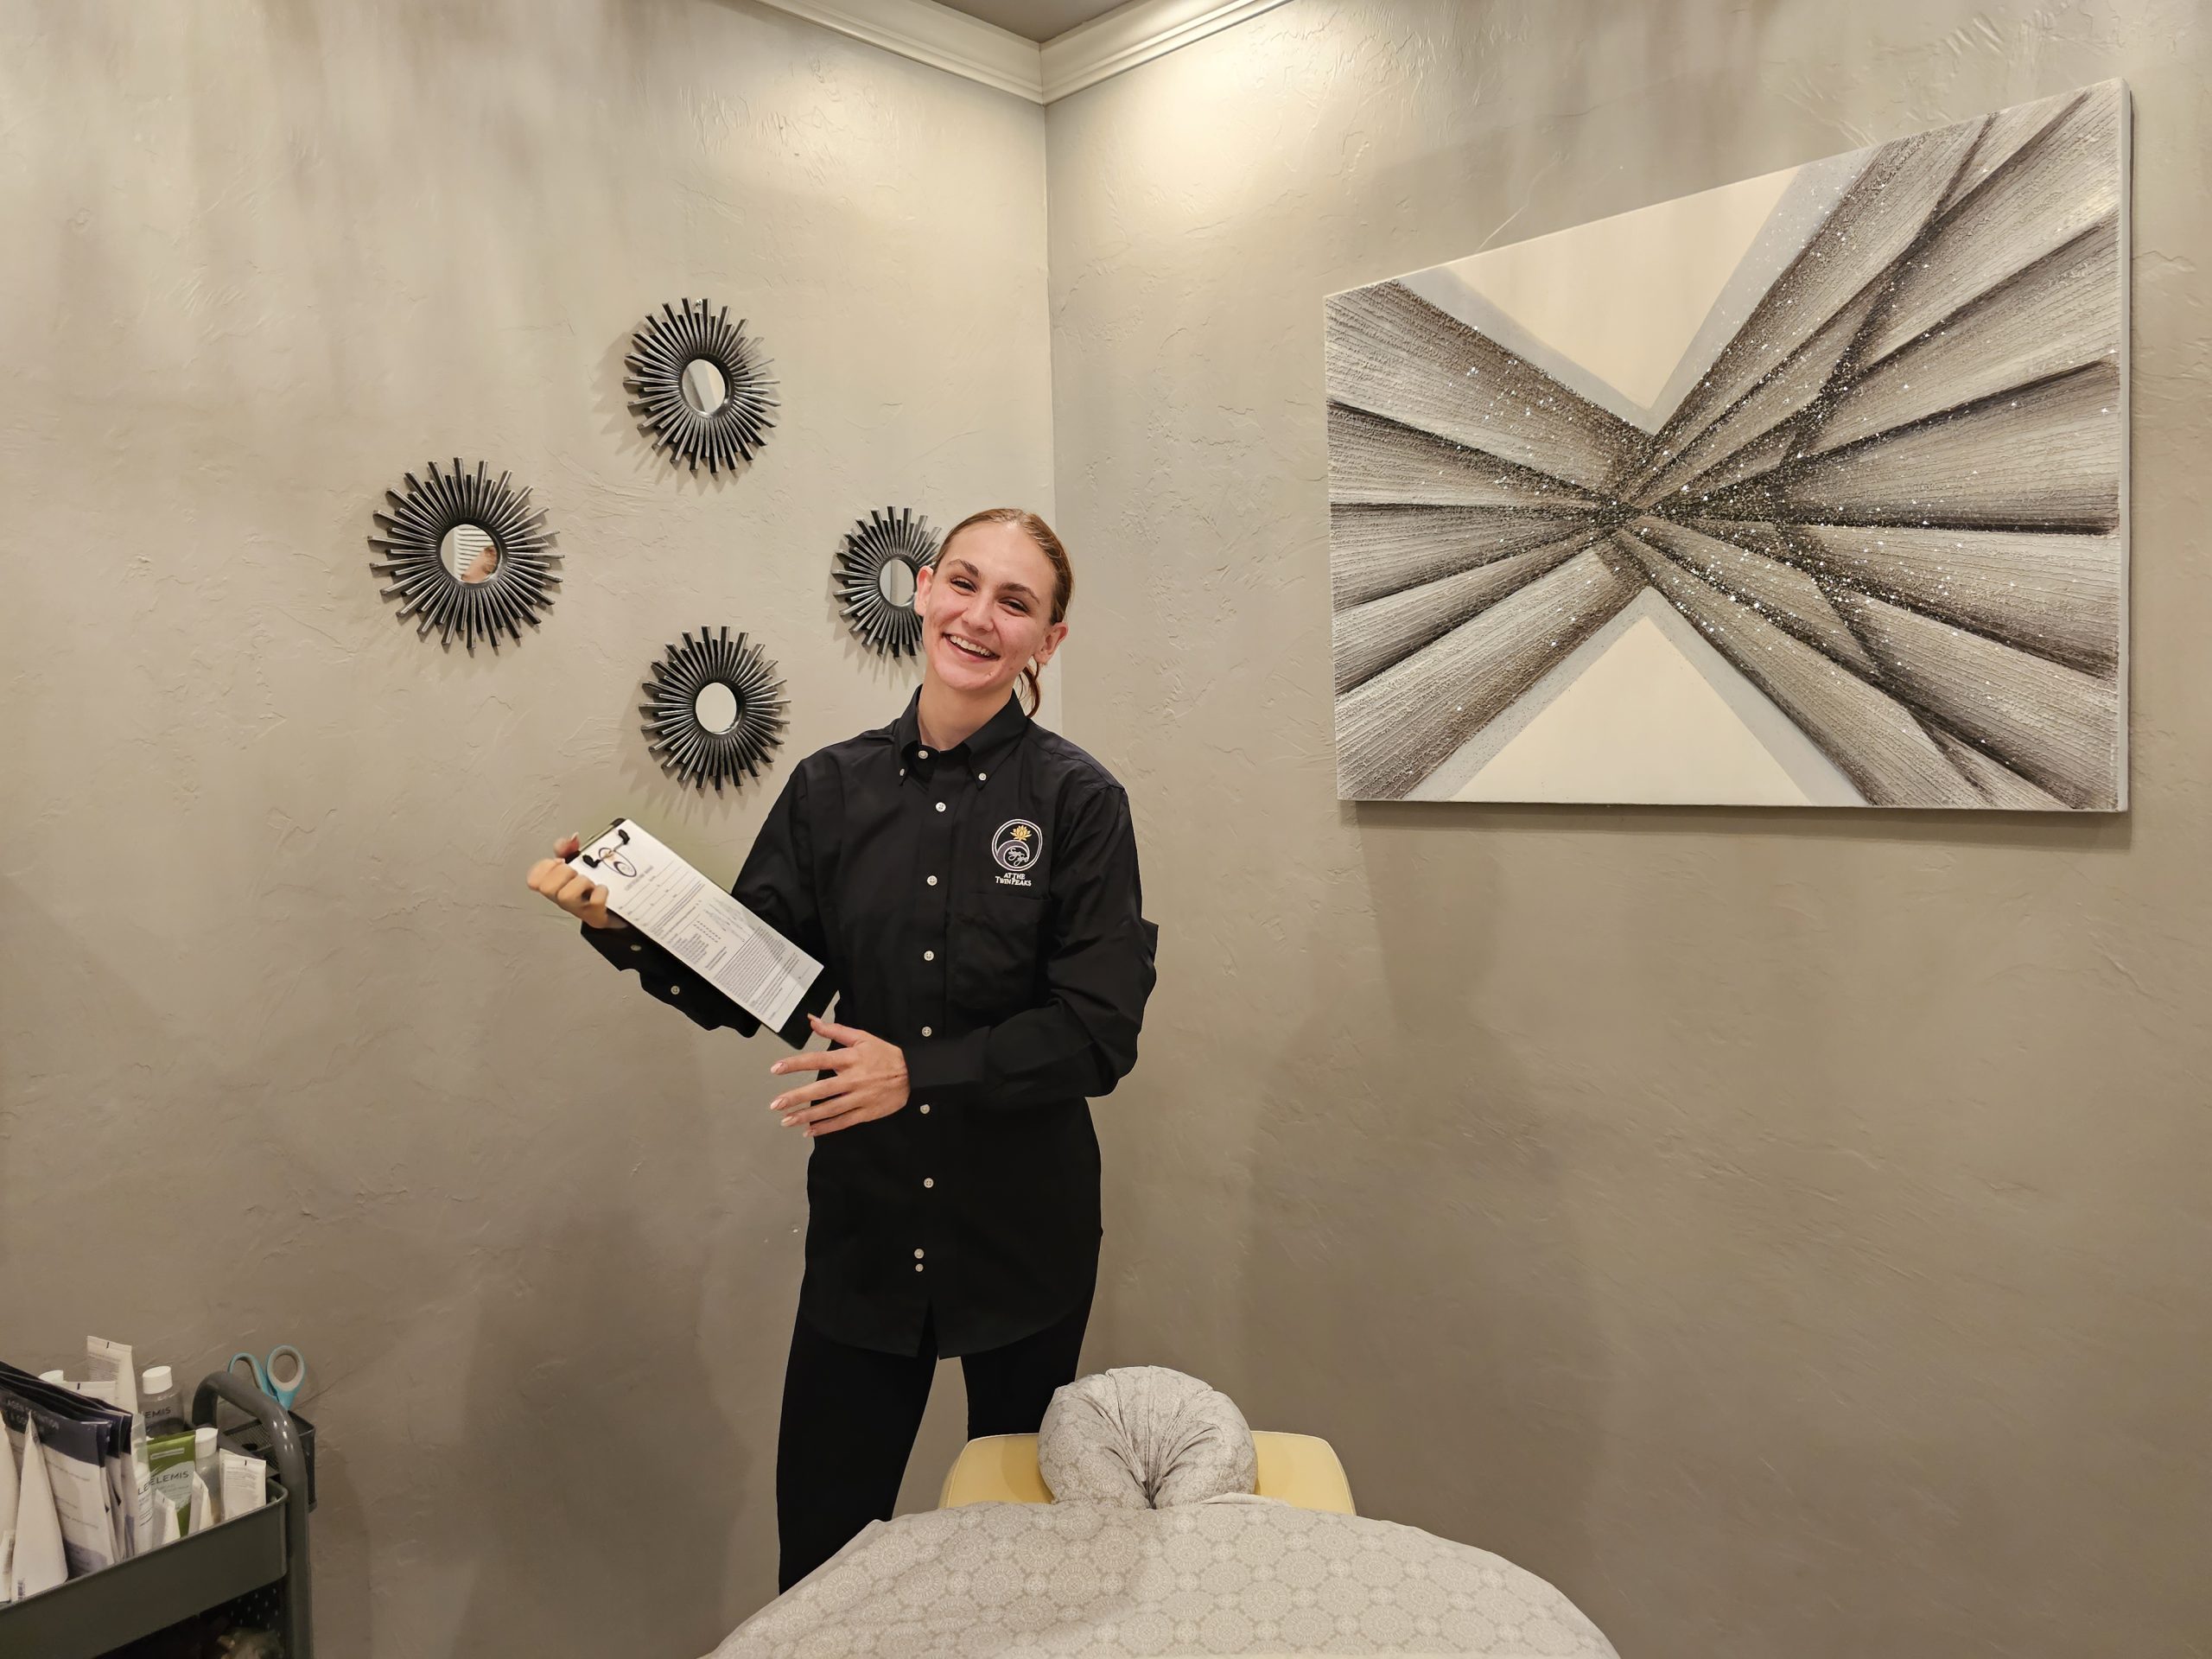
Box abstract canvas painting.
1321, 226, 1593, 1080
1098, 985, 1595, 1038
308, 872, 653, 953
1325, 82, 2129, 808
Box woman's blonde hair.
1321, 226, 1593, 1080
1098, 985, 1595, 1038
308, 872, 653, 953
938, 507, 1073, 715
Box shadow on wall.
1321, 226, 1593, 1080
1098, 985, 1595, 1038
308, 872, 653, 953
429, 865, 766, 1649
1239, 818, 1609, 1595
0, 874, 429, 1651
1238, 787, 2132, 1628
1360, 795, 2135, 854
433, 1207, 747, 1655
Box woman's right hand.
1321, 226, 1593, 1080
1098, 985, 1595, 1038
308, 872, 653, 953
527, 834, 627, 930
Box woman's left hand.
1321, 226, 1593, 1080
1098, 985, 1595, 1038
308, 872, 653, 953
767, 1014, 910, 1137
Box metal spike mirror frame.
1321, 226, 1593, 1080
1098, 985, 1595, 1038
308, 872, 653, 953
836, 507, 944, 657
367, 459, 559, 652
642, 627, 790, 792
625, 299, 779, 474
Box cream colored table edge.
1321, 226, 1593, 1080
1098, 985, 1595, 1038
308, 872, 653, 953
938, 1432, 1357, 1515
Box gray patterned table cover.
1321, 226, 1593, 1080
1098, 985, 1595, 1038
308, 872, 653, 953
708, 1499, 1618, 1658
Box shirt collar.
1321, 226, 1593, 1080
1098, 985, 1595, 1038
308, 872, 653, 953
893, 689, 1031, 765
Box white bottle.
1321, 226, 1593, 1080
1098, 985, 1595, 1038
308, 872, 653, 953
139, 1367, 187, 1434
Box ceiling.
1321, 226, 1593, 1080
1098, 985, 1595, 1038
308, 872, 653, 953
936, 0, 1128, 41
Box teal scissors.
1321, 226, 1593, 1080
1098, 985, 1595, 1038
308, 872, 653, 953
228, 1344, 308, 1411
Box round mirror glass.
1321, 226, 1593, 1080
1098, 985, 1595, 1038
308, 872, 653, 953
681, 358, 728, 416
694, 682, 740, 734
876, 557, 917, 607
440, 524, 499, 584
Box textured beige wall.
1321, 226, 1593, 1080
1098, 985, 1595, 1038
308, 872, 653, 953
1046, 3, 2211, 1656
9, 1, 2211, 1654
0, 0, 1047, 1650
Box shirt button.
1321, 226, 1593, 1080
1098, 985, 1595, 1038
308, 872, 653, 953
919, 1103, 931, 1115
630, 943, 643, 953
921, 1026, 933, 1037
915, 1262, 925, 1272
918, 748, 931, 760
926, 874, 938, 887
976, 772, 987, 781
935, 802, 946, 814
914, 1248, 925, 1259
923, 1178, 935, 1189
923, 950, 934, 962
669, 985, 681, 995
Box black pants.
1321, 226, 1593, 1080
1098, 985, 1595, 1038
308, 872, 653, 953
775, 1287, 1093, 1592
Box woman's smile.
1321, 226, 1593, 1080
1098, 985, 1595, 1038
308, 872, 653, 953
917, 519, 1066, 702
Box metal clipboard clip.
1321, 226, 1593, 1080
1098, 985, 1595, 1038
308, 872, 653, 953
575, 823, 637, 878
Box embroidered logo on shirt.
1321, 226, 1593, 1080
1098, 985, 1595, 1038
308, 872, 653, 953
992, 819, 1042, 886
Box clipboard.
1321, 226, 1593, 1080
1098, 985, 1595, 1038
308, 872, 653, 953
570, 819, 829, 1044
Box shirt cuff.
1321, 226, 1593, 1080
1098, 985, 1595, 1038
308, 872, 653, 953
580, 918, 753, 1034
581, 917, 659, 969
904, 1028, 988, 1105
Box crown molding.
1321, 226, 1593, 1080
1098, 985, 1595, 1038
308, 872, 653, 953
753, 0, 1294, 104
1040, 0, 1292, 101
754, 0, 1046, 102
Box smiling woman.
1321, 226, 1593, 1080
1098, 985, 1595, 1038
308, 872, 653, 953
923, 506, 1075, 715
526, 505, 1158, 1594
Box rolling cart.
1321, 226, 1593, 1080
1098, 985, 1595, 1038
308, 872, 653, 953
0, 1369, 313, 1658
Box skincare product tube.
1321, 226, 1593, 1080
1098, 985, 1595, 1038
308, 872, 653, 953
191, 1427, 219, 1531
128, 1426, 150, 1560
87, 1338, 148, 1556
150, 1491, 181, 1550
84, 1340, 138, 1416
0, 1413, 18, 1604
13, 1418, 67, 1599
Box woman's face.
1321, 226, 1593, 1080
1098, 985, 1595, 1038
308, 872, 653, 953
914, 522, 1066, 700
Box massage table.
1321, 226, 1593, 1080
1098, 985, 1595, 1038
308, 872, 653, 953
713, 1374, 1616, 1656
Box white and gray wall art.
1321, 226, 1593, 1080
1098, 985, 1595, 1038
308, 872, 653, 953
1325, 82, 2130, 808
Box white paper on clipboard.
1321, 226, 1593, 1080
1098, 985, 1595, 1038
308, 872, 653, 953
571, 819, 823, 1032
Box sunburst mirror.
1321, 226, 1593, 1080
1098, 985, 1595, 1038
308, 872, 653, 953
367, 459, 559, 652
642, 627, 789, 791
625, 299, 779, 475
836, 506, 943, 656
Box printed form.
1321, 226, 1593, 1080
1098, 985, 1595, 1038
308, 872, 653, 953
570, 819, 822, 1031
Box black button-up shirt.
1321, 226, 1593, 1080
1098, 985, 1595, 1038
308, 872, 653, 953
582, 690, 1157, 1357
